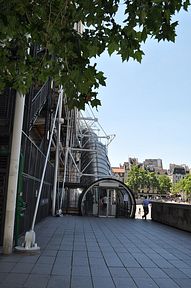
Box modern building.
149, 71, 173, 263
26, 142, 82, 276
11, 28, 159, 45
0, 79, 136, 253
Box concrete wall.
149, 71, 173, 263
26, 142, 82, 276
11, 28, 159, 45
151, 202, 191, 233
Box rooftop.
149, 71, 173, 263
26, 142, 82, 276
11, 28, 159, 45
112, 167, 125, 173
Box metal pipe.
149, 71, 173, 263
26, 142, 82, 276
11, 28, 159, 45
52, 88, 63, 216
59, 110, 71, 210
3, 92, 25, 254
31, 92, 61, 230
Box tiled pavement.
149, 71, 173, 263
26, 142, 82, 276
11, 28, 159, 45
0, 216, 191, 288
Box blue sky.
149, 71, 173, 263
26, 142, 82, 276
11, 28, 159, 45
90, 8, 191, 169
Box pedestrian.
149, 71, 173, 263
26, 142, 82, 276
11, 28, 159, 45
102, 195, 107, 209
142, 196, 150, 219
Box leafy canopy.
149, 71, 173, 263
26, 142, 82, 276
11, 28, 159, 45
172, 174, 191, 199
126, 165, 172, 194
0, 0, 190, 109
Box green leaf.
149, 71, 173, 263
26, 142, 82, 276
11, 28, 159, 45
134, 50, 144, 63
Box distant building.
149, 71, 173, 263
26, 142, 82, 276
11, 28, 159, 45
143, 159, 163, 173
169, 163, 189, 175
112, 165, 125, 182
169, 164, 188, 184
129, 157, 139, 167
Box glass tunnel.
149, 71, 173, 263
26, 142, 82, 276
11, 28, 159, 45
79, 178, 136, 218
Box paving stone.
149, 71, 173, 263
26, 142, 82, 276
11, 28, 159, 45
11, 263, 34, 273
37, 256, 55, 264
57, 250, 72, 258
71, 276, 93, 288
18, 255, 40, 264
118, 253, 141, 268
92, 276, 115, 288
113, 246, 128, 253
173, 278, 191, 288
148, 255, 174, 268
72, 265, 91, 276
102, 251, 124, 267
24, 274, 50, 288
162, 267, 189, 279
47, 275, 70, 288
154, 278, 181, 288
90, 264, 111, 277
168, 259, 190, 269
109, 267, 131, 278
88, 251, 102, 258
59, 244, 73, 250
87, 246, 101, 252
51, 263, 71, 276
54, 256, 72, 266
31, 263, 53, 274
133, 277, 159, 288
73, 251, 88, 258
89, 257, 106, 265
113, 277, 137, 288
1, 273, 28, 287
144, 267, 170, 279
178, 267, 191, 277
41, 250, 58, 257
127, 267, 150, 278
0, 272, 8, 283
0, 262, 16, 272
0, 216, 191, 288
72, 256, 89, 266
132, 254, 157, 268
0, 255, 22, 263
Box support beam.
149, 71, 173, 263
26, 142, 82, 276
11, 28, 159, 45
52, 88, 63, 216
3, 92, 25, 255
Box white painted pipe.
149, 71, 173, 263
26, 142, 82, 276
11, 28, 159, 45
52, 88, 63, 216
31, 92, 61, 230
3, 92, 25, 255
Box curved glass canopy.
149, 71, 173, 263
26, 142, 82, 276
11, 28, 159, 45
79, 178, 136, 218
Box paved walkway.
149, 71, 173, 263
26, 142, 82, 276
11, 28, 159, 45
0, 216, 191, 288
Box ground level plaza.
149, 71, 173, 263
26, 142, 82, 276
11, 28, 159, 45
0, 216, 191, 288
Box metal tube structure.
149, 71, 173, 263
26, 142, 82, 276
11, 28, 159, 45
3, 92, 25, 255
31, 92, 61, 230
59, 110, 71, 210
52, 88, 63, 216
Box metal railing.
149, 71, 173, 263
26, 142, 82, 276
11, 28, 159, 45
29, 80, 50, 128
18, 131, 54, 235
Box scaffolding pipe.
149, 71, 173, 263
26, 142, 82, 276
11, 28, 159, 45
31, 92, 61, 230
52, 88, 63, 216
3, 92, 25, 255
59, 110, 71, 210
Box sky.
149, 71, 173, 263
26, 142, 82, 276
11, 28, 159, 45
87, 7, 191, 169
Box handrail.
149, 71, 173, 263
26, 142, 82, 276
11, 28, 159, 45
22, 131, 53, 167
29, 79, 50, 127
31, 81, 48, 103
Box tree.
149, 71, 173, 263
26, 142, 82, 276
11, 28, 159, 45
172, 174, 191, 200
0, 0, 190, 109
126, 165, 148, 194
183, 175, 191, 200
126, 165, 173, 196
126, 165, 142, 193
157, 174, 172, 194
147, 172, 159, 193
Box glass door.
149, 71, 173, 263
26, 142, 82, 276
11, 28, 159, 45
98, 189, 116, 217
107, 189, 116, 217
